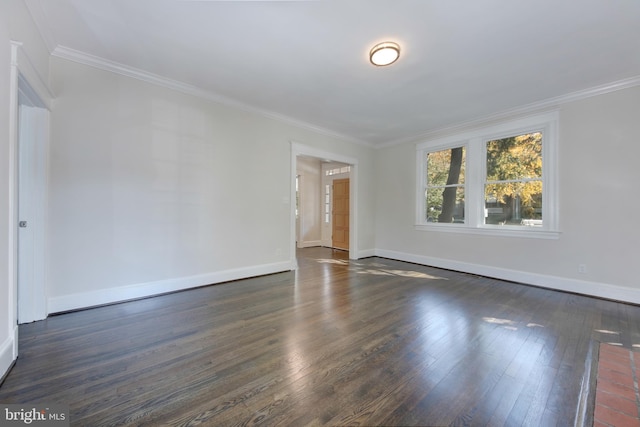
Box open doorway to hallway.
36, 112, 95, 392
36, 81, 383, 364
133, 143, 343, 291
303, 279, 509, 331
296, 156, 351, 252
290, 143, 358, 267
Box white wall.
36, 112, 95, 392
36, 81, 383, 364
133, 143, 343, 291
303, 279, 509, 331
47, 56, 376, 312
374, 86, 640, 303
0, 3, 13, 383
296, 156, 322, 247
0, 0, 51, 380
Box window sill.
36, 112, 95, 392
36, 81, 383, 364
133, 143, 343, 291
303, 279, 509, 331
414, 224, 561, 239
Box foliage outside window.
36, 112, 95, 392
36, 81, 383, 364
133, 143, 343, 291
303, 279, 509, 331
426, 147, 466, 223
416, 112, 558, 238
485, 132, 542, 226
295, 175, 300, 219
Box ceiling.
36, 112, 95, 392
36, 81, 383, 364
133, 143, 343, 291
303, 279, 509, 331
24, 0, 640, 147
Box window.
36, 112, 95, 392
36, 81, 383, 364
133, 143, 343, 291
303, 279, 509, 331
416, 112, 558, 238
485, 133, 542, 226
324, 184, 331, 223
426, 146, 466, 223
326, 166, 351, 176
295, 175, 300, 219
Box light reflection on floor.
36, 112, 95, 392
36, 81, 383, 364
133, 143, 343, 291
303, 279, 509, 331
315, 258, 447, 280
295, 248, 576, 422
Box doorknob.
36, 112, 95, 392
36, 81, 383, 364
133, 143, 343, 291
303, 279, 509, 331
19, 221, 27, 228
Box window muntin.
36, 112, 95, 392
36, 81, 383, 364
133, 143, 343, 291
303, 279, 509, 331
425, 147, 466, 223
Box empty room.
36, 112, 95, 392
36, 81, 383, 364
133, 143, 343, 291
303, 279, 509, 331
1, 0, 640, 425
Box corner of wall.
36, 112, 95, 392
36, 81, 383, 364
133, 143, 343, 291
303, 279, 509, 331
0, 325, 18, 382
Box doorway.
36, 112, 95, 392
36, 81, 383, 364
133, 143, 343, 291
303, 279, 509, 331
16, 75, 49, 324
290, 143, 358, 266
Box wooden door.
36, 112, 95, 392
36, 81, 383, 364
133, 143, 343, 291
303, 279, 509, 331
332, 178, 349, 250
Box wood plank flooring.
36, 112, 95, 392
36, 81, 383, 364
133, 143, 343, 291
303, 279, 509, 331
2, 247, 640, 426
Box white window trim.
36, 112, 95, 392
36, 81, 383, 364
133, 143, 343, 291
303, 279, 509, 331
415, 111, 560, 239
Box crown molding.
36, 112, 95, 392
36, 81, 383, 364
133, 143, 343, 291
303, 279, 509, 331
378, 75, 640, 149
11, 41, 54, 108
46, 44, 640, 151
51, 45, 373, 148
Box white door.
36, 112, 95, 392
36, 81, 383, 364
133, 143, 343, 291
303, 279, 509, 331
17, 104, 48, 323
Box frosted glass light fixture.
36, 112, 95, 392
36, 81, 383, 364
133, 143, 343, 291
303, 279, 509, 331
369, 42, 400, 66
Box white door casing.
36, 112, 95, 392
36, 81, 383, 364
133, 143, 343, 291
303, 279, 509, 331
290, 142, 358, 265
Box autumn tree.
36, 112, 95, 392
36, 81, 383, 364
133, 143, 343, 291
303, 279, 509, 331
485, 132, 542, 223
425, 132, 542, 225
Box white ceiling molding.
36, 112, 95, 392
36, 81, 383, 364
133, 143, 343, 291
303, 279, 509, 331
380, 75, 640, 149
51, 45, 372, 148
53, 44, 640, 151
20, 0, 640, 146
11, 41, 54, 109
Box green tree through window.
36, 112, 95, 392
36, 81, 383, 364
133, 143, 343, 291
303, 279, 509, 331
417, 111, 558, 236
485, 132, 542, 225
426, 147, 465, 223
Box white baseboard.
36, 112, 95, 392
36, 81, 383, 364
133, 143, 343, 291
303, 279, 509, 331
46, 249, 639, 315
48, 261, 294, 314
297, 240, 322, 248
356, 248, 376, 258
0, 326, 18, 381
374, 249, 640, 305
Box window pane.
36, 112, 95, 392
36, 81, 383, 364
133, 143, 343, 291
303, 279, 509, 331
486, 132, 542, 181
427, 147, 465, 186
485, 181, 542, 226
426, 187, 465, 223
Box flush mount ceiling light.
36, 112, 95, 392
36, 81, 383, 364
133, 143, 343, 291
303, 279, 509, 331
369, 41, 400, 66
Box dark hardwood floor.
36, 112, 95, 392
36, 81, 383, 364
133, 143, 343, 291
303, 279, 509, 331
2, 247, 640, 426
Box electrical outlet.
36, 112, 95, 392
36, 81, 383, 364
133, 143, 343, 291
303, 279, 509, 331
578, 264, 587, 274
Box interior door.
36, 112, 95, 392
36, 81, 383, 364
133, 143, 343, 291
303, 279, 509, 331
17, 104, 48, 323
332, 178, 349, 250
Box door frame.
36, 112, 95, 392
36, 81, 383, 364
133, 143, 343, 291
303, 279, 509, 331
290, 142, 358, 266
8, 41, 52, 335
